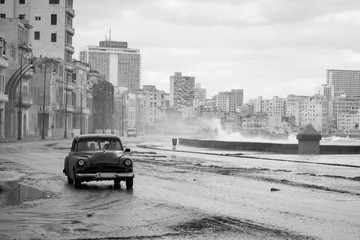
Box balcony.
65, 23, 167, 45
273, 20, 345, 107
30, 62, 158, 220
0, 92, 8, 102
0, 57, 9, 68
77, 107, 91, 115
51, 102, 60, 110
65, 43, 75, 53
65, 5, 75, 17
15, 96, 33, 109
61, 104, 75, 112
19, 18, 32, 29
65, 24, 75, 36
65, 62, 74, 71
66, 105, 75, 112
64, 82, 75, 90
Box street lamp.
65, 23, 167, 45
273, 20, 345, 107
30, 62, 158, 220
41, 58, 57, 140
17, 48, 33, 141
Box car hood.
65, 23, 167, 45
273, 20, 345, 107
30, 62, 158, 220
74, 150, 127, 164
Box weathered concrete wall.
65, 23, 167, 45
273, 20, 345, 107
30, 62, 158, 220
178, 138, 298, 154
320, 145, 360, 154
178, 138, 360, 154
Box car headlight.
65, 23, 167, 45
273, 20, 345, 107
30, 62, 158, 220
124, 159, 132, 166
78, 159, 85, 166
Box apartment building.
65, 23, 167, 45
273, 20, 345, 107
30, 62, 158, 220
72, 60, 91, 135
327, 69, 360, 97
299, 96, 329, 132
262, 96, 286, 117
0, 17, 34, 138
81, 40, 141, 93
337, 112, 360, 131
169, 72, 195, 108
253, 96, 263, 113
315, 84, 334, 98
214, 91, 235, 112
194, 83, 206, 100
142, 85, 167, 132
0, 33, 9, 138
1, 0, 76, 138
231, 89, 244, 107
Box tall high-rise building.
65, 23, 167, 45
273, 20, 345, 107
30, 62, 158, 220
80, 40, 141, 92
326, 69, 360, 97
169, 72, 195, 108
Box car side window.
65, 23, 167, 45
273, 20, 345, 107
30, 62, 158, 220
110, 141, 122, 150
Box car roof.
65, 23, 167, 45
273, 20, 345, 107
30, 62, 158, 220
74, 134, 121, 141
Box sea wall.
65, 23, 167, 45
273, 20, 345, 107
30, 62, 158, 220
178, 138, 360, 154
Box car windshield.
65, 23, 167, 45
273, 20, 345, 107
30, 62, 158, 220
77, 138, 123, 151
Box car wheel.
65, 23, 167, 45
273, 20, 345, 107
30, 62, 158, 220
126, 178, 133, 189
73, 170, 81, 189
114, 179, 121, 189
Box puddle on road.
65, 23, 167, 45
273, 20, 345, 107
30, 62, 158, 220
0, 181, 46, 205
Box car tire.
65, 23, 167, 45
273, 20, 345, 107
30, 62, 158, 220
74, 170, 81, 189
114, 179, 121, 189
126, 178, 133, 189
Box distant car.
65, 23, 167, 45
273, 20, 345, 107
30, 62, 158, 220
127, 128, 137, 137
63, 134, 134, 189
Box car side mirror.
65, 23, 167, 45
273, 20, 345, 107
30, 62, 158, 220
124, 148, 131, 152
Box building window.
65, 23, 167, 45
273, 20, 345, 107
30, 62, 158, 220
51, 14, 57, 25
18, 14, 25, 19
49, 0, 59, 3
34, 31, 40, 40
19, 0, 25, 4
0, 0, 5, 4
51, 33, 57, 42
0, 14, 5, 18
35, 16, 41, 20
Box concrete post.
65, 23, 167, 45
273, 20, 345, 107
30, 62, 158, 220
172, 138, 177, 150
297, 124, 322, 154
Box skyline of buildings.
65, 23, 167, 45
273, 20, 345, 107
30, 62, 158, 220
1, 1, 360, 138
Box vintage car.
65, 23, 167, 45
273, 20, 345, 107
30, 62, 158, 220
127, 128, 137, 137
63, 134, 134, 189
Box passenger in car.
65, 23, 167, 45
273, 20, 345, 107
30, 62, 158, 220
89, 143, 95, 149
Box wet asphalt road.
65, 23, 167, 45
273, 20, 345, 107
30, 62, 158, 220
0, 136, 359, 240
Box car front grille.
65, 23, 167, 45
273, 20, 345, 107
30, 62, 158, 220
84, 165, 126, 173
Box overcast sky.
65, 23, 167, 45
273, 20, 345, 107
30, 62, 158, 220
73, 0, 360, 101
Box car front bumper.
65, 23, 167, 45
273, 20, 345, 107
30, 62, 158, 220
76, 172, 134, 180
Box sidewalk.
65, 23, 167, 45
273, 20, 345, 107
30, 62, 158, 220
0, 135, 68, 143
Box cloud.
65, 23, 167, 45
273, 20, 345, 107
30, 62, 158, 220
73, 0, 360, 101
